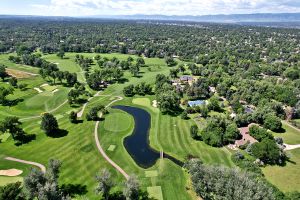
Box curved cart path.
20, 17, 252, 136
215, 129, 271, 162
94, 96, 129, 180
5, 157, 46, 173
284, 144, 300, 150
20, 100, 68, 121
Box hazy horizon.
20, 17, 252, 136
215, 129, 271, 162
1, 0, 300, 17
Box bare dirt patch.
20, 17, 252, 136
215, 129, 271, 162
6, 68, 37, 79
0, 169, 23, 177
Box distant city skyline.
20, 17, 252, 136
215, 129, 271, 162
1, 0, 300, 17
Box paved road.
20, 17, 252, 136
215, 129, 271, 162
93, 96, 130, 180
284, 144, 300, 150
5, 157, 46, 173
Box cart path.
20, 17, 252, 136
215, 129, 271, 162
77, 92, 110, 118
284, 144, 300, 150
5, 157, 46, 173
20, 100, 68, 121
94, 96, 129, 180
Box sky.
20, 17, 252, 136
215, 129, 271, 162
1, 0, 300, 16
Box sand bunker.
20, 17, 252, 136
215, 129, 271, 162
52, 89, 59, 94
40, 83, 49, 87
152, 100, 158, 108
34, 87, 43, 93
0, 169, 23, 177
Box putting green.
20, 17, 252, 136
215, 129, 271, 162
0, 176, 23, 186
145, 170, 158, 177
147, 186, 163, 200
104, 112, 133, 132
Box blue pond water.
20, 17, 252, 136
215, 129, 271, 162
113, 105, 183, 168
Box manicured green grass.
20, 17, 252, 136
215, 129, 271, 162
145, 170, 158, 177
0, 52, 231, 200
272, 121, 300, 145
263, 148, 300, 192
0, 176, 23, 186
132, 97, 234, 167
107, 145, 116, 152
104, 112, 133, 132
41, 84, 57, 92
0, 133, 10, 143
147, 186, 163, 200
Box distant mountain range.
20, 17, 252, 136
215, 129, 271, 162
88, 13, 300, 23
1, 13, 300, 23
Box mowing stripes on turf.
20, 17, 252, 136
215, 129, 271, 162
145, 170, 158, 177
147, 186, 163, 200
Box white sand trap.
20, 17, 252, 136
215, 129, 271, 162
52, 89, 59, 94
40, 83, 49, 87
34, 87, 43, 93
152, 100, 158, 108
54, 62, 59, 65
0, 169, 23, 177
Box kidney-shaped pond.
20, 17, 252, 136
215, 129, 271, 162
112, 105, 183, 168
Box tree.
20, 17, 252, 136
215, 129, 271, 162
251, 138, 285, 165
24, 159, 67, 200
249, 125, 273, 142
129, 64, 140, 77
86, 105, 105, 121
181, 110, 189, 120
68, 89, 80, 104
169, 68, 179, 78
95, 169, 114, 200
156, 86, 181, 114
136, 58, 145, 66
165, 56, 177, 67
41, 113, 59, 135
0, 65, 9, 81
56, 50, 65, 59
263, 114, 282, 132
0, 182, 24, 200
0, 86, 13, 105
69, 111, 77, 123
0, 117, 25, 142
199, 105, 209, 118
190, 125, 198, 139
123, 85, 135, 97
123, 176, 139, 200
9, 77, 18, 88
208, 96, 221, 112
224, 123, 240, 144
186, 159, 276, 200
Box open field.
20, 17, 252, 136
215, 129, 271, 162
263, 148, 300, 192
272, 121, 300, 145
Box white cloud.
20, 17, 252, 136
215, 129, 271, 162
30, 0, 300, 16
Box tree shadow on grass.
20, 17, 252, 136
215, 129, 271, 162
15, 134, 36, 146
47, 129, 68, 138
3, 98, 24, 107
60, 183, 88, 197
273, 127, 286, 134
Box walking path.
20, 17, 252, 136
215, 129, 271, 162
93, 96, 130, 180
284, 144, 300, 150
284, 121, 300, 132
77, 92, 110, 118
20, 100, 68, 121
5, 157, 46, 173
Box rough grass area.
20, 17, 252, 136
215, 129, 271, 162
263, 148, 300, 192
272, 121, 300, 144
6, 68, 36, 79
0, 176, 23, 186
147, 186, 163, 200
104, 112, 133, 132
